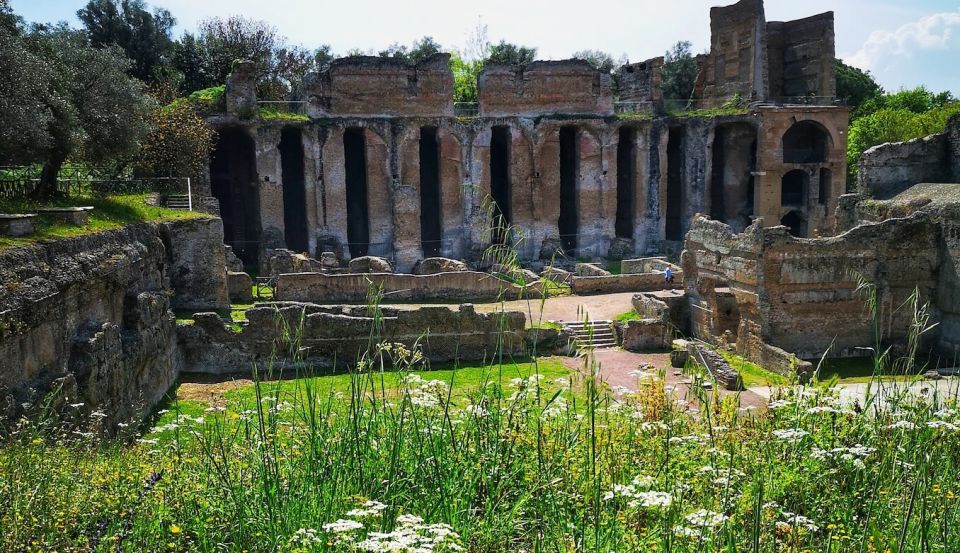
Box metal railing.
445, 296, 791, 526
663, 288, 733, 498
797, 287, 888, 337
454, 102, 479, 117
0, 166, 193, 205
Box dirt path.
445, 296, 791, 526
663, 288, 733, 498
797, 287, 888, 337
563, 349, 769, 409
381, 292, 638, 326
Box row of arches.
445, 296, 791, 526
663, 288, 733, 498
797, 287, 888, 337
209, 117, 838, 268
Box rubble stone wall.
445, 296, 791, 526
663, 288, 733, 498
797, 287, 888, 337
274, 271, 545, 303
178, 303, 529, 373
859, 135, 951, 199
0, 219, 228, 427
478, 61, 613, 117
683, 214, 944, 375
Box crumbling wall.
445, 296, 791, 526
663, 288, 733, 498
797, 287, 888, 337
274, 271, 545, 303
0, 220, 228, 427
858, 135, 951, 199
309, 54, 454, 117
767, 13, 836, 99
700, 0, 768, 104
178, 303, 528, 372
616, 58, 663, 111
478, 61, 613, 117
683, 214, 941, 376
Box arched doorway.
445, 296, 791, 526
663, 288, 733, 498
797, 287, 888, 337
782, 121, 830, 164
780, 210, 806, 237
781, 170, 807, 208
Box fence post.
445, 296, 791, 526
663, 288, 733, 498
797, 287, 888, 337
187, 177, 193, 211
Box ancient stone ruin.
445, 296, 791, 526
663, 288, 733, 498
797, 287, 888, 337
201, 0, 846, 272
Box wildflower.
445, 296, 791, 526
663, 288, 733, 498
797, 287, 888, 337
887, 421, 917, 431
289, 528, 322, 547
685, 509, 729, 528
927, 420, 960, 431
322, 519, 364, 533
768, 400, 791, 410
347, 500, 388, 518
772, 429, 809, 442
169, 525, 181, 535
463, 404, 489, 417
629, 491, 673, 509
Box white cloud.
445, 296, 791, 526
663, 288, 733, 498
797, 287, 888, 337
847, 9, 960, 71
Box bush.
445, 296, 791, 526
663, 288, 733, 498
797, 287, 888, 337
137, 102, 216, 181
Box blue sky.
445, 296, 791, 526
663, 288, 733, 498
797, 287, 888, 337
11, 0, 960, 96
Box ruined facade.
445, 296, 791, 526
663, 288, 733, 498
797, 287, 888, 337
204, 0, 846, 272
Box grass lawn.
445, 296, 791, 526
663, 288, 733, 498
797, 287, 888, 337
613, 309, 641, 323
716, 349, 791, 387
812, 356, 925, 384
0, 194, 209, 249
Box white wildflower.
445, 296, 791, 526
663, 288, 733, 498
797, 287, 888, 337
772, 429, 809, 442
322, 519, 364, 533
685, 509, 729, 528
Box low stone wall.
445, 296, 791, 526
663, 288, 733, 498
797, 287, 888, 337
0, 218, 227, 427
275, 271, 545, 303
618, 319, 673, 351
859, 134, 951, 199
621, 257, 677, 275
688, 343, 743, 391
178, 302, 531, 373
571, 272, 683, 296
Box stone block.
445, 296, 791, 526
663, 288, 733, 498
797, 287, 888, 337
575, 263, 611, 277
0, 214, 36, 237
38, 206, 92, 226
416, 257, 468, 275
227, 272, 253, 303
348, 256, 394, 274
621, 319, 672, 351
688, 343, 743, 391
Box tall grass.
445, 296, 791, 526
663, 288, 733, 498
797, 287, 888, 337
1, 231, 960, 551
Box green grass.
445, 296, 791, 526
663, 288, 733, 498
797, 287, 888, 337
812, 356, 925, 384
258, 107, 309, 122
717, 349, 791, 387
166, 85, 226, 113
0, 194, 209, 249
613, 309, 641, 323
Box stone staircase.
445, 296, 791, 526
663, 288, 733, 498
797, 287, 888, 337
565, 320, 617, 350
164, 194, 192, 210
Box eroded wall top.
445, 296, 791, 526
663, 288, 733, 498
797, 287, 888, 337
477, 60, 614, 117
307, 53, 455, 117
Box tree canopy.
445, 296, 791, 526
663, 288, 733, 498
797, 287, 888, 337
486, 40, 537, 66
661, 41, 698, 104
77, 0, 175, 83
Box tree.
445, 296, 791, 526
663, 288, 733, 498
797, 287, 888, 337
77, 0, 175, 83
661, 41, 698, 104
486, 40, 536, 66
450, 52, 482, 103
314, 44, 335, 70
408, 36, 441, 64
171, 33, 211, 93
196, 16, 278, 86
0, 20, 54, 165
136, 102, 215, 181
572, 50, 615, 72
835, 59, 882, 117
25, 26, 154, 198
377, 36, 443, 65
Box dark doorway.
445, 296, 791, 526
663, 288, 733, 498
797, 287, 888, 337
279, 127, 308, 253
781, 210, 806, 237
710, 124, 758, 231
559, 126, 579, 253
665, 127, 684, 241
781, 169, 807, 207
818, 168, 831, 205
490, 126, 511, 243
783, 121, 829, 163
419, 127, 442, 256
616, 127, 636, 240
343, 128, 369, 257
210, 127, 260, 269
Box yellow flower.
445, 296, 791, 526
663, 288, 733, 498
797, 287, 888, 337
170, 524, 182, 535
